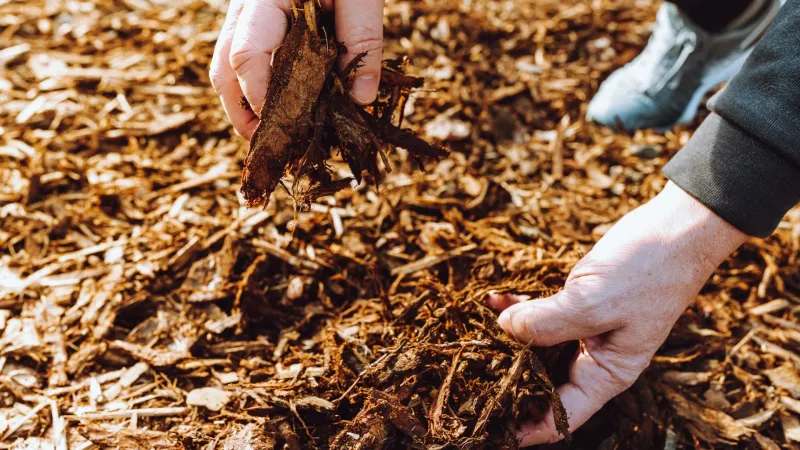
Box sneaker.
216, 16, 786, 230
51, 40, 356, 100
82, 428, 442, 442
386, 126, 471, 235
586, 0, 781, 131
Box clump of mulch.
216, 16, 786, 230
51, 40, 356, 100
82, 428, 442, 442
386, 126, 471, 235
241, 0, 446, 210
234, 268, 573, 449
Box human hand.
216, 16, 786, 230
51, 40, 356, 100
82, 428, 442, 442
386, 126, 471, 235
488, 182, 748, 446
210, 0, 385, 139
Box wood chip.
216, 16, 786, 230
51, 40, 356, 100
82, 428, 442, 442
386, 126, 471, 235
764, 364, 800, 398
186, 388, 233, 412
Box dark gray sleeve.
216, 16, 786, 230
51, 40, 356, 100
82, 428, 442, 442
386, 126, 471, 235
663, 0, 800, 237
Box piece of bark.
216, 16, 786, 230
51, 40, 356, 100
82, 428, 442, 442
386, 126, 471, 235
241, 14, 337, 206
240, 1, 446, 209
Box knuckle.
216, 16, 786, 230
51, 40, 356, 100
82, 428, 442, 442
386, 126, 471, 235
344, 28, 384, 56
229, 39, 259, 72
514, 309, 539, 345
580, 299, 605, 323
567, 286, 609, 324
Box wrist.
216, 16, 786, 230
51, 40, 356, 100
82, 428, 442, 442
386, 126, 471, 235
648, 182, 748, 273
568, 182, 747, 311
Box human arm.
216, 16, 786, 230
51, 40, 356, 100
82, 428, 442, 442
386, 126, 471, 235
663, 0, 800, 237
489, 182, 747, 445
492, 1, 800, 445
209, 0, 385, 139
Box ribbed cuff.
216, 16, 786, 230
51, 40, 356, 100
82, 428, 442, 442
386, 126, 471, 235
663, 113, 800, 238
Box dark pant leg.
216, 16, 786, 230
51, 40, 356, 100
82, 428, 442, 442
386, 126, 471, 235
667, 0, 756, 32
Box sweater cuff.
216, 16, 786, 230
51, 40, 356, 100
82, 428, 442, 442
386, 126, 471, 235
663, 113, 800, 238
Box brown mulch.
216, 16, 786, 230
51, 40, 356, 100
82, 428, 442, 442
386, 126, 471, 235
1, 0, 799, 449
241, 0, 448, 211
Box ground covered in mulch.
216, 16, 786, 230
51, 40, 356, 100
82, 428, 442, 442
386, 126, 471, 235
1, 0, 800, 448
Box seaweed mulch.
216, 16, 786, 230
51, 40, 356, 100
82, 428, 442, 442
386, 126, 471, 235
1, 0, 799, 448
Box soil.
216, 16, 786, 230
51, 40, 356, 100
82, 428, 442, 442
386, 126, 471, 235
1, 0, 799, 449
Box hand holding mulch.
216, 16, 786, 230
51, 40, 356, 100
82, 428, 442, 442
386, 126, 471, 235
210, 0, 446, 210
488, 183, 749, 446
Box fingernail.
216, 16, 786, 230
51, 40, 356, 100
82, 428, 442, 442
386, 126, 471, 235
352, 75, 378, 105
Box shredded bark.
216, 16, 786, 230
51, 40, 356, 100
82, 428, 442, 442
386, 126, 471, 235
242, 0, 446, 210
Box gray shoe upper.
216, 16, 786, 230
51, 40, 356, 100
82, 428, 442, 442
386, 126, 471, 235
586, 1, 781, 131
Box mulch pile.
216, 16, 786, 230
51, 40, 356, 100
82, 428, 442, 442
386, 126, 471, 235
1, 0, 799, 449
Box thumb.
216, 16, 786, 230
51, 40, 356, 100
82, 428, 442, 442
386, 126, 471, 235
335, 0, 385, 105
497, 289, 615, 347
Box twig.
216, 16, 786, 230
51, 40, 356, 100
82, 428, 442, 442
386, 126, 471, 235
430, 349, 462, 439
46, 369, 126, 396
391, 244, 477, 275
428, 339, 492, 349
251, 239, 320, 271
104, 362, 150, 401
751, 334, 800, 365
203, 209, 270, 249
749, 299, 790, 316
66, 407, 188, 420
729, 329, 756, 357
761, 314, 800, 332
2, 399, 48, 440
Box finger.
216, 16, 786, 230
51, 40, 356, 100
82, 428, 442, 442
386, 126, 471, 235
335, 0, 385, 104
230, 0, 291, 118
496, 290, 615, 346
517, 348, 636, 446
486, 292, 529, 312
210, 0, 260, 139
218, 79, 260, 139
